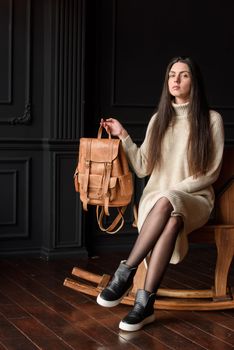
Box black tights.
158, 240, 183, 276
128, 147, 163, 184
126, 197, 183, 293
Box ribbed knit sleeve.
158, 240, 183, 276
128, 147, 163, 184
121, 114, 157, 178
173, 111, 224, 193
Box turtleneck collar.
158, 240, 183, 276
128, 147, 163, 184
172, 101, 189, 117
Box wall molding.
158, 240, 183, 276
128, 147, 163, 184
0, 169, 17, 225
53, 0, 85, 139
0, 157, 30, 239
0, 0, 32, 125
0, 0, 13, 104
53, 152, 83, 248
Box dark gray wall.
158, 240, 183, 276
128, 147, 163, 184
0, 0, 233, 258
85, 0, 234, 254
0, 0, 86, 258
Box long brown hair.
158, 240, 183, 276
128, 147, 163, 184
147, 56, 211, 177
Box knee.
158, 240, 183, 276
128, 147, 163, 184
154, 197, 173, 216
167, 216, 183, 233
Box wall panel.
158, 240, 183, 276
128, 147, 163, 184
41, 0, 86, 258
0, 0, 86, 258
0, 0, 31, 126
0, 0, 12, 104
0, 158, 30, 239
53, 152, 82, 248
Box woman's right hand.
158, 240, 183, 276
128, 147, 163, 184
100, 118, 128, 139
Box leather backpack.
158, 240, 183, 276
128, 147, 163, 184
74, 126, 133, 233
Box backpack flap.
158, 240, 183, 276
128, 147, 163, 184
77, 137, 121, 215
89, 138, 120, 163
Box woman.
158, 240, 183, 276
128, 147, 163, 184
96, 57, 224, 332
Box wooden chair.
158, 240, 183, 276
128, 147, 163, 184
64, 147, 234, 310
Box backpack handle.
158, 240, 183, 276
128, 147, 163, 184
96, 206, 126, 234
97, 125, 111, 139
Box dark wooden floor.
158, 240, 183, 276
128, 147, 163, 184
0, 245, 233, 350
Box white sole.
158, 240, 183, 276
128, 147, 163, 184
96, 286, 132, 308
119, 313, 156, 332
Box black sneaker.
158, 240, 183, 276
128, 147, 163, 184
96, 260, 137, 307
119, 289, 156, 331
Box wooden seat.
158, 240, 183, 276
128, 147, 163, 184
64, 147, 234, 310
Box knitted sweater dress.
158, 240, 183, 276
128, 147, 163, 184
121, 102, 224, 264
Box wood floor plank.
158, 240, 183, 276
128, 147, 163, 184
0, 291, 13, 306
184, 310, 234, 344
146, 318, 207, 350
0, 246, 232, 350
19, 254, 234, 342
6, 256, 198, 350
73, 300, 172, 350
12, 318, 73, 350
0, 280, 106, 350
223, 310, 234, 318
0, 258, 194, 350
163, 310, 234, 349
0, 264, 138, 350
0, 338, 38, 350
193, 311, 234, 331
0, 315, 39, 350
111, 304, 206, 349
4, 258, 92, 304
1, 309, 73, 350
0, 314, 29, 341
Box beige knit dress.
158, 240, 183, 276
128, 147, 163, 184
121, 102, 224, 264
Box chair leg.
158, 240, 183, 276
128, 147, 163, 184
214, 227, 234, 301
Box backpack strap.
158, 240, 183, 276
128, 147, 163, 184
82, 139, 92, 211
96, 206, 126, 234
101, 141, 114, 216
